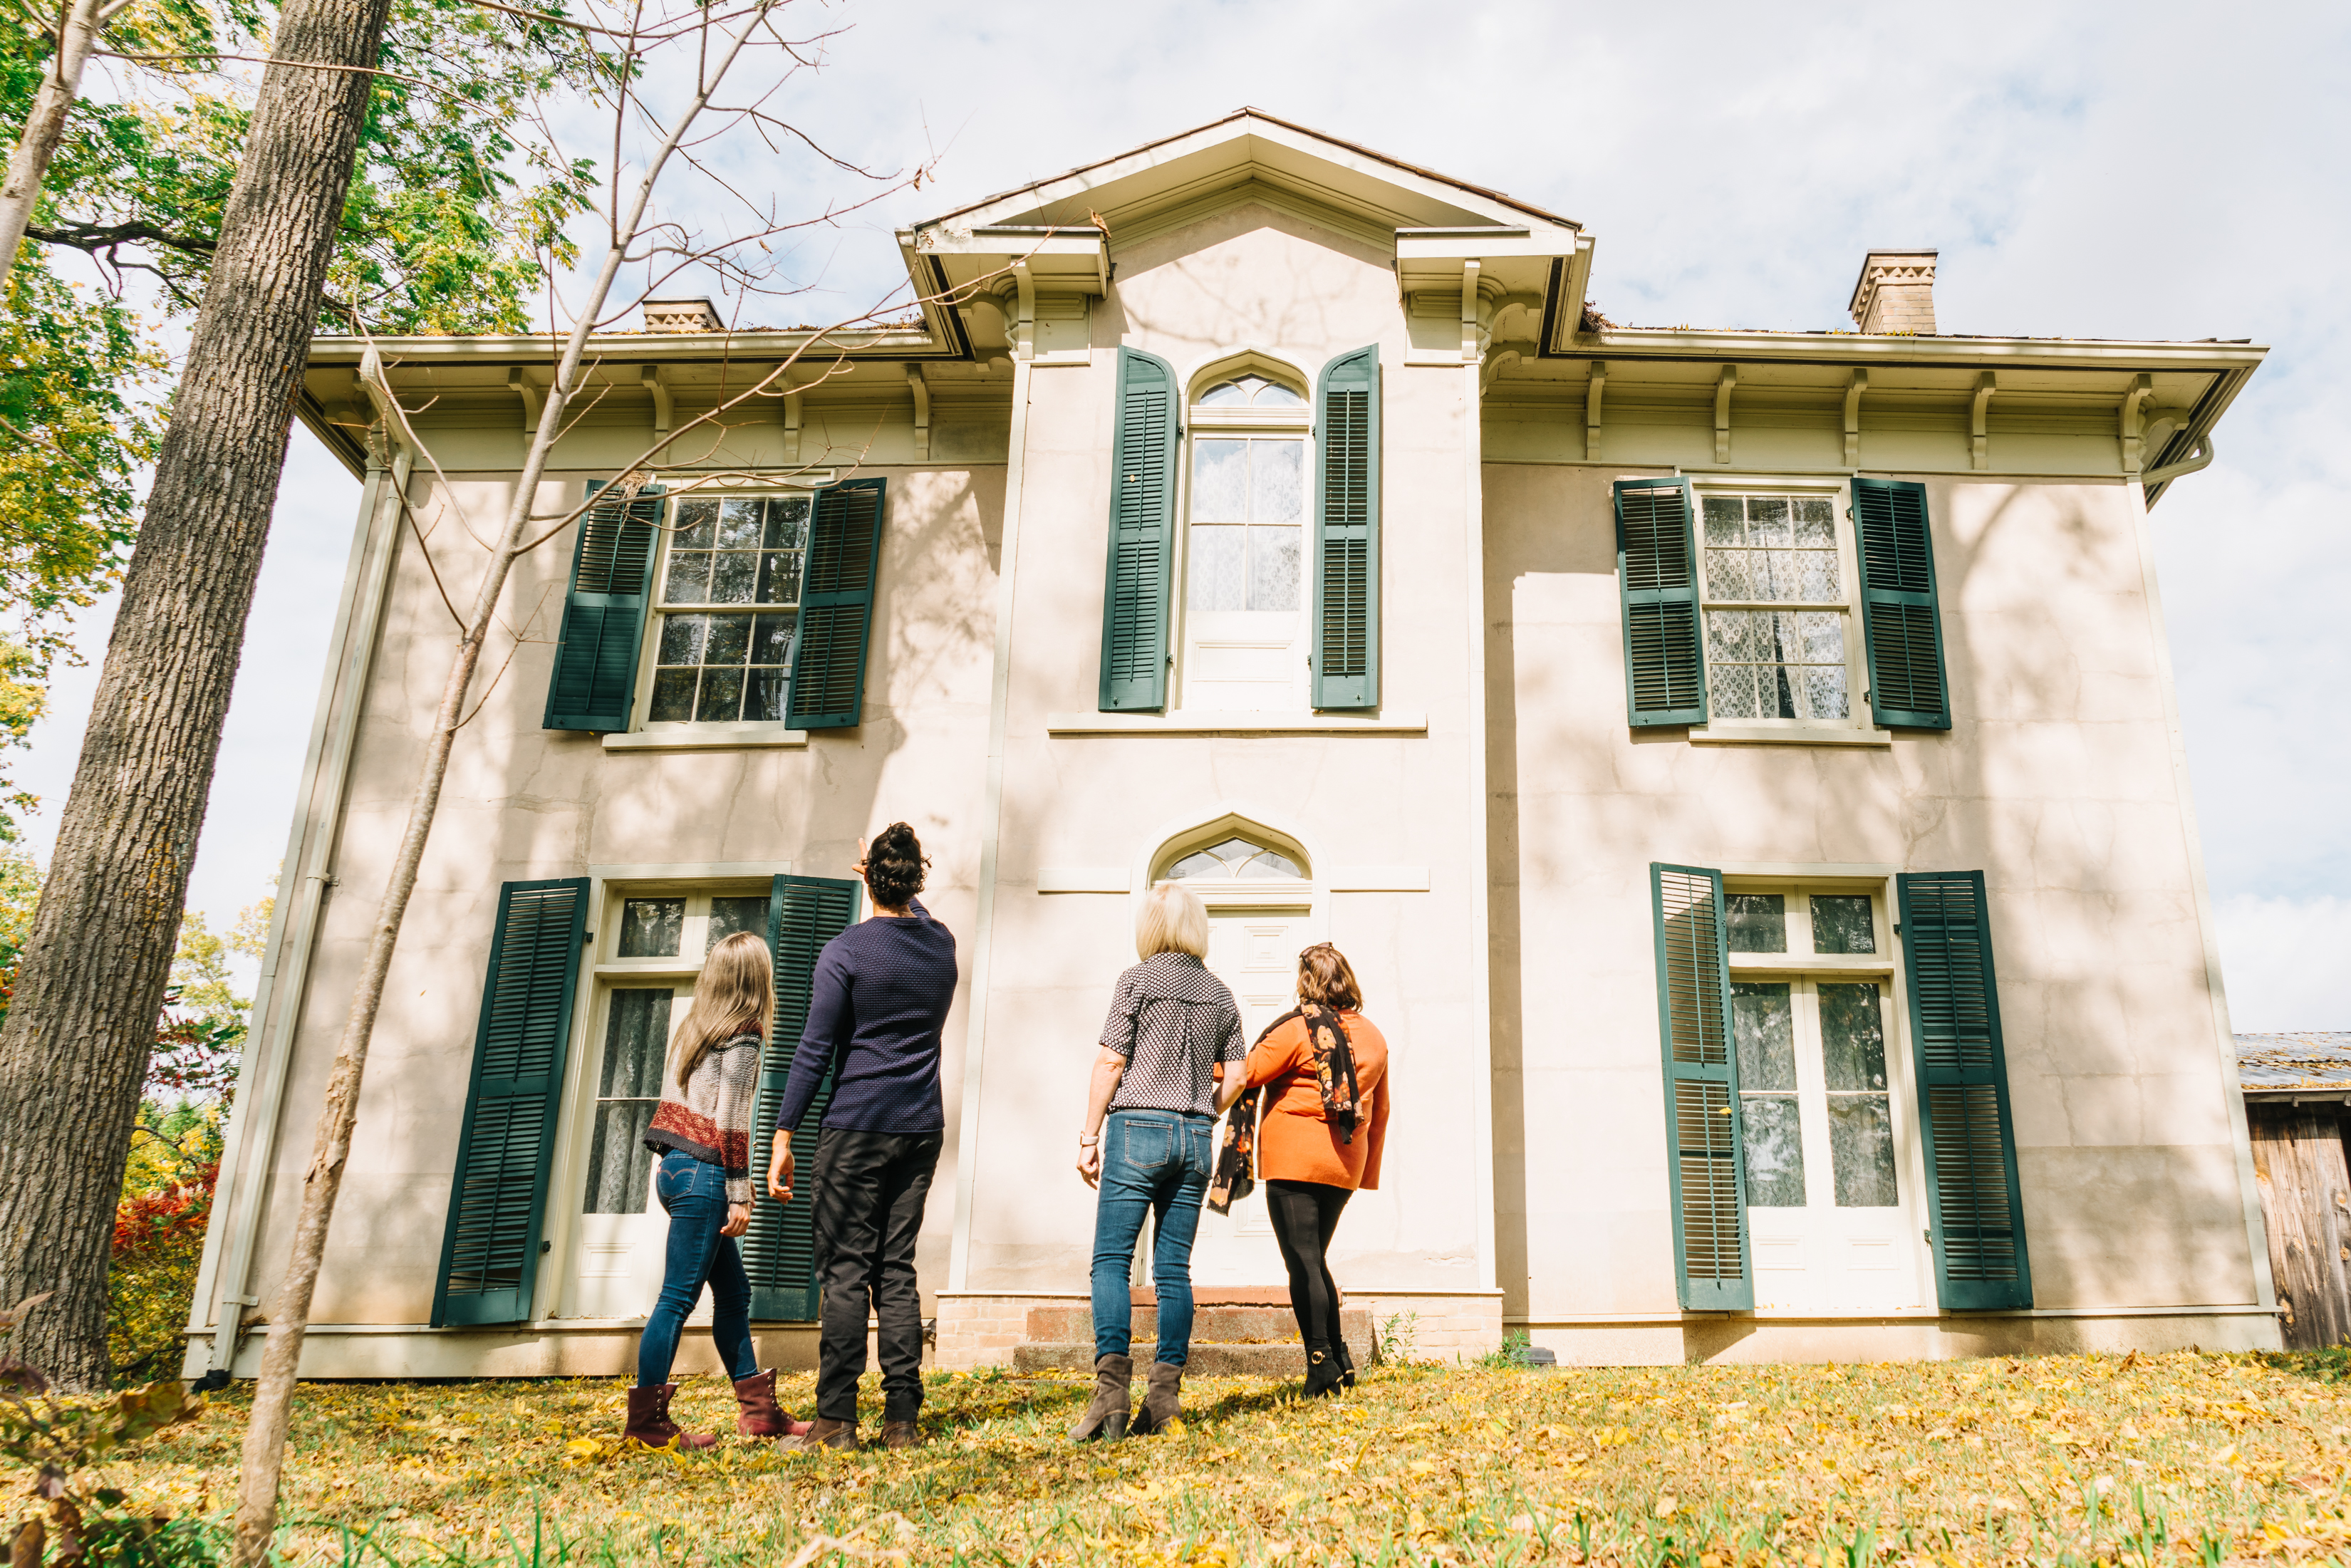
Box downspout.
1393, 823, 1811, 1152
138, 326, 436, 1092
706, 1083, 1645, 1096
948, 297, 1036, 1292
187, 421, 411, 1379
1460, 263, 1499, 1300
2141, 431, 2216, 489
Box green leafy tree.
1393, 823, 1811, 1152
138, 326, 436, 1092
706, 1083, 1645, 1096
0, 0, 598, 837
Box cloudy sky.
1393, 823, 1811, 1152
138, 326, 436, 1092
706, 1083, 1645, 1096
18, 0, 2348, 1028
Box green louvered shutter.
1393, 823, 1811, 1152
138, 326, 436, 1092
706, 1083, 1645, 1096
1313, 345, 1381, 710
1897, 871, 2032, 1309
1616, 478, 1706, 726
432, 878, 588, 1326
543, 482, 663, 732
784, 477, 887, 730
744, 873, 861, 1319
1099, 346, 1178, 711
1852, 478, 1951, 730
1651, 863, 1751, 1310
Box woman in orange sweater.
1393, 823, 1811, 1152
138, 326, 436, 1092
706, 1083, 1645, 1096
1233, 943, 1389, 1398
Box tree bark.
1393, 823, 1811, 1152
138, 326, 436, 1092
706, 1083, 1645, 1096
0, 0, 391, 1390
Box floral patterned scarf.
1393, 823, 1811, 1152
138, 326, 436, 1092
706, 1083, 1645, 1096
1206, 1004, 1361, 1215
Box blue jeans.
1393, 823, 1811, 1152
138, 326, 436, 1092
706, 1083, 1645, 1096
1089, 1110, 1215, 1366
635, 1149, 757, 1388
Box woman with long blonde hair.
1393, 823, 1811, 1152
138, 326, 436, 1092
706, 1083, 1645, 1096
622, 929, 808, 1448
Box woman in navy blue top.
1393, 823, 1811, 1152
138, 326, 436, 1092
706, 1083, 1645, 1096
766, 823, 957, 1451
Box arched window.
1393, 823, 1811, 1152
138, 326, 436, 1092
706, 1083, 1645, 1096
1166, 834, 1307, 881
1184, 363, 1311, 711
1195, 375, 1307, 410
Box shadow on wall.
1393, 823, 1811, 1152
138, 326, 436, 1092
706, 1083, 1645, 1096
1480, 467, 2251, 1319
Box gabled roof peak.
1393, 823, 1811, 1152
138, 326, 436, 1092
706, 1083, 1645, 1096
912, 108, 1577, 245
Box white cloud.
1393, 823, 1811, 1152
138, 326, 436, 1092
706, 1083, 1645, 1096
12, 0, 2346, 1028
2216, 894, 2351, 1033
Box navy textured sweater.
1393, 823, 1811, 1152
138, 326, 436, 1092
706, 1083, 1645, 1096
775, 899, 957, 1135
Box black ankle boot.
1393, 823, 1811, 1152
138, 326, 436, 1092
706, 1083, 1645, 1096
1304, 1344, 1345, 1398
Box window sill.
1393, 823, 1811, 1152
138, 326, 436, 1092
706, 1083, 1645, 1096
1046, 710, 1427, 737
1688, 723, 1891, 748
602, 723, 809, 753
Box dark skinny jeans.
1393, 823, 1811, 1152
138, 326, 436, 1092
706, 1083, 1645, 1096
636, 1149, 757, 1387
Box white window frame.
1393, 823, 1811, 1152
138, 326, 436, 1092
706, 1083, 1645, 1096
1687, 474, 1892, 748
1173, 372, 1314, 713
1719, 872, 1936, 1315
545, 868, 787, 1321
625, 474, 833, 740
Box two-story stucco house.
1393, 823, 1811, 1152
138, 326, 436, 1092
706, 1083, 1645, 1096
184, 110, 2278, 1379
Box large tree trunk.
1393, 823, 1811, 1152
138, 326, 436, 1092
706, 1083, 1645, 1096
0, 0, 391, 1391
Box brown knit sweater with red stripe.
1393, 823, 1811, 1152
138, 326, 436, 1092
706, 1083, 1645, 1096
643, 1032, 762, 1203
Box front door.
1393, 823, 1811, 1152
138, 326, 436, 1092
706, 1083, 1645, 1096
1182, 900, 1312, 1287
1734, 976, 1925, 1313
573, 984, 677, 1319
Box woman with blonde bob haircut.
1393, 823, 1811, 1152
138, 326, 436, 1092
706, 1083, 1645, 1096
1069, 881, 1246, 1441
622, 929, 809, 1448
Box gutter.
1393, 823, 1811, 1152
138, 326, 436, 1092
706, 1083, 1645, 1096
1557, 328, 2269, 375
187, 427, 410, 1379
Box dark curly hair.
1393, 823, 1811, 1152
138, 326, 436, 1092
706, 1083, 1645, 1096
864, 822, 929, 910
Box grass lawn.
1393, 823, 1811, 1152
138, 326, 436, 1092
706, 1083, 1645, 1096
30, 1349, 2351, 1567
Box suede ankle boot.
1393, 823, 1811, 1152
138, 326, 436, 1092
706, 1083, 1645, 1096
732, 1369, 809, 1438
1128, 1361, 1184, 1435
625, 1383, 718, 1449
1070, 1352, 1131, 1442
881, 1420, 923, 1450
1334, 1336, 1359, 1391
792, 1417, 858, 1452
1303, 1344, 1346, 1399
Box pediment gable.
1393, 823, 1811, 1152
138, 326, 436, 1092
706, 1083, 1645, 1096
910, 108, 1579, 249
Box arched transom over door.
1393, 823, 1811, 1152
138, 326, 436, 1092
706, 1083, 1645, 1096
1151, 823, 1321, 1284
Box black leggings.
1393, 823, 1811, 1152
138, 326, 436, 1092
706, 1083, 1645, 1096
1265, 1178, 1353, 1353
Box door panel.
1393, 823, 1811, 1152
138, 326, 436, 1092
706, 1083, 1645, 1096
1738, 978, 1928, 1314
1185, 902, 1309, 1283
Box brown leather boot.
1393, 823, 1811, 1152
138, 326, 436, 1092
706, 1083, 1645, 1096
625, 1383, 718, 1450
732, 1370, 810, 1439
1069, 1352, 1131, 1441
881, 1420, 923, 1450
792, 1416, 858, 1452
1128, 1361, 1183, 1435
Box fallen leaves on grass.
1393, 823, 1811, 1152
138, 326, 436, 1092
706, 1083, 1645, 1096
6, 1349, 2351, 1565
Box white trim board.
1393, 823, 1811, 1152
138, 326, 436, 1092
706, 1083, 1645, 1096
1047, 710, 1427, 736
1037, 865, 1429, 893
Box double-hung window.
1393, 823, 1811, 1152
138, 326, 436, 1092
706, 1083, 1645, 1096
1616, 474, 1950, 736
646, 494, 808, 726
544, 476, 885, 737
1183, 375, 1312, 710
1698, 490, 1858, 727
573, 886, 775, 1317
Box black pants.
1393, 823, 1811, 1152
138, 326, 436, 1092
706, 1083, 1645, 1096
1265, 1178, 1352, 1355
811, 1127, 942, 1423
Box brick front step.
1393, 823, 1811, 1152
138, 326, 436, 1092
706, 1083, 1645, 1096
1012, 1337, 1371, 1378
1024, 1304, 1372, 1345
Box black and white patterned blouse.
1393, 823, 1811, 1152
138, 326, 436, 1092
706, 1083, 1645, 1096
1100, 952, 1247, 1116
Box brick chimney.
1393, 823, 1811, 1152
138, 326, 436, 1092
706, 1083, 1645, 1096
1847, 250, 1937, 335
642, 297, 724, 333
